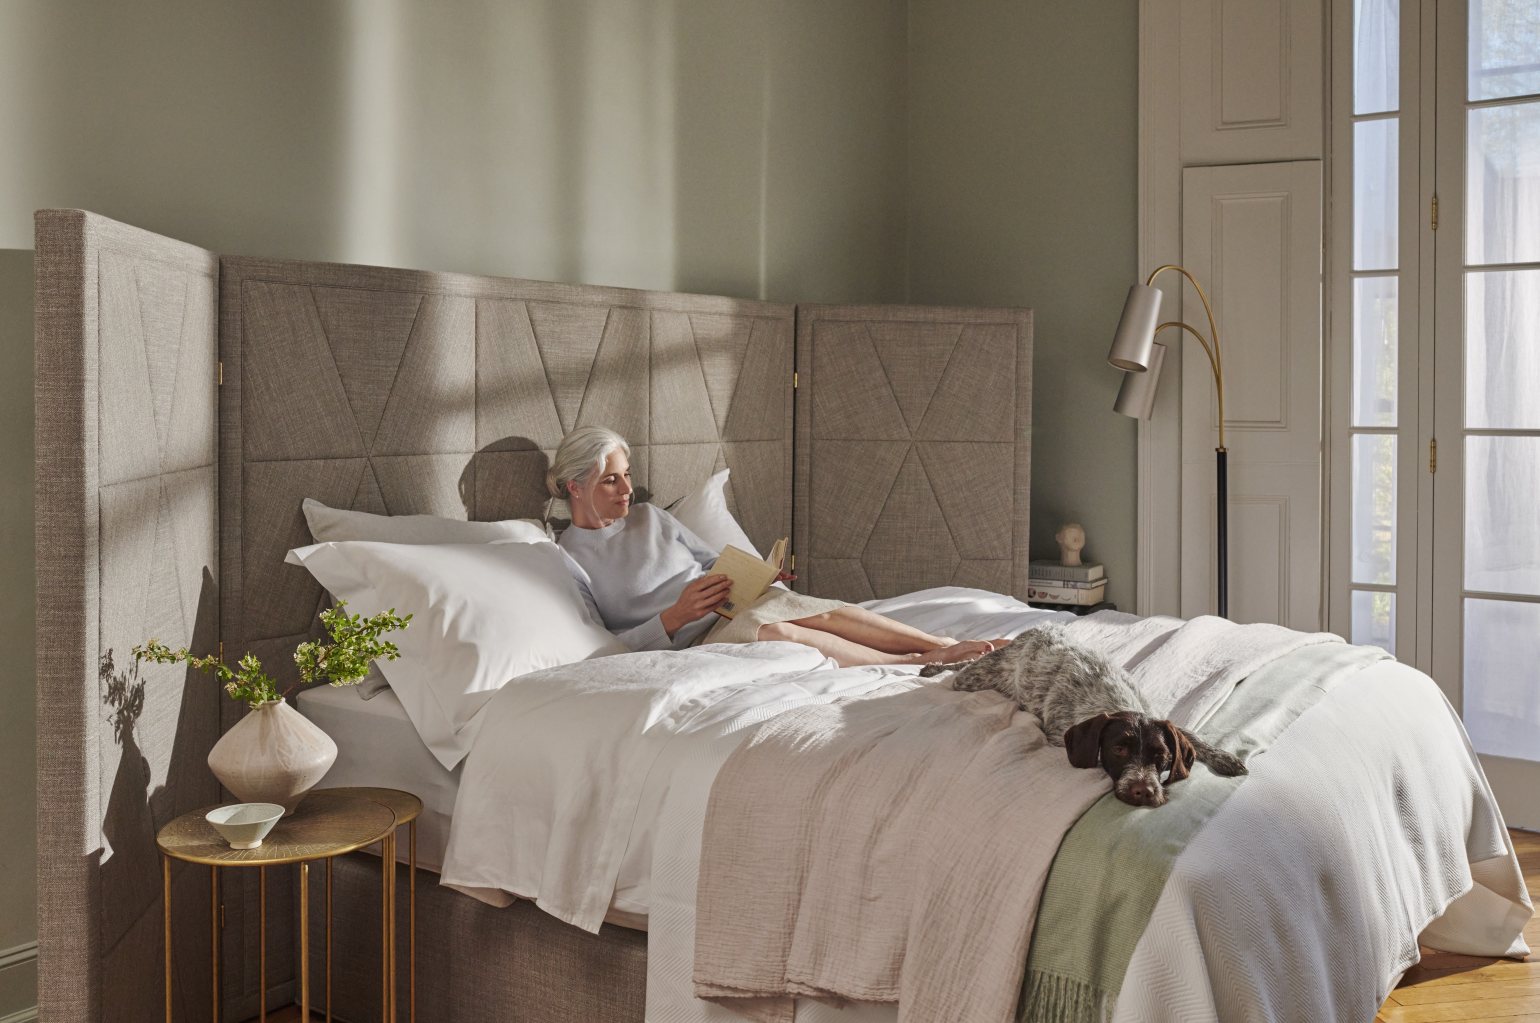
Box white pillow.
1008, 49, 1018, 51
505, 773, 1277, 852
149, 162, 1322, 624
667, 469, 760, 557
302, 497, 552, 545
286, 539, 626, 769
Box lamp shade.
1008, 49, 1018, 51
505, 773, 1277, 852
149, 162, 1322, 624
1113, 341, 1166, 420
1107, 283, 1163, 371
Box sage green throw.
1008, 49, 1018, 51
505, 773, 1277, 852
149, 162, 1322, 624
1019, 643, 1390, 1023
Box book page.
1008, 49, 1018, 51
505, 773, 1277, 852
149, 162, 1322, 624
710, 542, 783, 619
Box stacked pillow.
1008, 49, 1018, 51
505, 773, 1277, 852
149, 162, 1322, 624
290, 501, 623, 770
289, 476, 762, 769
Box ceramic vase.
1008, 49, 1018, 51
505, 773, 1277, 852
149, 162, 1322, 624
207, 699, 338, 815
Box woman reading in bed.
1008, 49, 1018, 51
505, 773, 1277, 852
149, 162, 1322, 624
550, 426, 995, 667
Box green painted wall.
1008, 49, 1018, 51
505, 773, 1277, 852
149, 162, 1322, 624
907, 0, 1139, 609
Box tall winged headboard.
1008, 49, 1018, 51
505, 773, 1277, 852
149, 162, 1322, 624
34, 210, 1032, 1020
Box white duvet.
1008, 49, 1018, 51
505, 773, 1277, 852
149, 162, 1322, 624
438, 588, 1531, 1023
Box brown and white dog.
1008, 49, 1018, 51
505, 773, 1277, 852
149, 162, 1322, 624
921, 623, 1247, 807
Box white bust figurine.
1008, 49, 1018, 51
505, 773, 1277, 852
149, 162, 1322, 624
1055, 522, 1087, 567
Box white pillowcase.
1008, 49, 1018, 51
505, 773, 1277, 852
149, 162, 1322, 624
286, 539, 626, 770
667, 469, 760, 557
301, 498, 555, 699
302, 497, 552, 545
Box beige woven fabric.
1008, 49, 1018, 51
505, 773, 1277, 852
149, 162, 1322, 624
34, 209, 222, 1021
793, 305, 1033, 603
694, 685, 1107, 1023
699, 589, 847, 645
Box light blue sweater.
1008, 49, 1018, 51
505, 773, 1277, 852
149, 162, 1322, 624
557, 503, 718, 652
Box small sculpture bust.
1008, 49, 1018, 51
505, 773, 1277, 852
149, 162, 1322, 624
1055, 522, 1087, 567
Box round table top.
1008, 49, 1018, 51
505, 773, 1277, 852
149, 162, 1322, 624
157, 788, 402, 867
322, 785, 423, 825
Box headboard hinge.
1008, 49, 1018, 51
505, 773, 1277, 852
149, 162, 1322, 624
218, 360, 224, 386
792, 371, 799, 390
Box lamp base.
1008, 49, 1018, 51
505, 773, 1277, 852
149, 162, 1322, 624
1216, 447, 1228, 619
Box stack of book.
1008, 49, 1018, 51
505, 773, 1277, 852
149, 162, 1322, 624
1027, 560, 1106, 607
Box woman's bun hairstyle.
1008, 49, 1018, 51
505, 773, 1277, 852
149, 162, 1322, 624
545, 468, 566, 499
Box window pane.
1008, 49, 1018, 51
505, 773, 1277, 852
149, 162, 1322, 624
1355, 0, 1400, 114
1467, 269, 1540, 428
1353, 276, 1398, 426
1463, 597, 1540, 762
1465, 436, 1540, 594
1467, 102, 1540, 265
1351, 590, 1396, 653
1469, 0, 1540, 101
1354, 118, 1399, 271
1352, 434, 1397, 584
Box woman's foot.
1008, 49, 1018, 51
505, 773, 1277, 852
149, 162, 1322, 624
917, 639, 996, 665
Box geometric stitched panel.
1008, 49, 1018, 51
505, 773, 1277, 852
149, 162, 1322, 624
795, 305, 1033, 602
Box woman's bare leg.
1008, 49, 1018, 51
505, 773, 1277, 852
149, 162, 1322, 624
783, 606, 952, 654
756, 621, 989, 668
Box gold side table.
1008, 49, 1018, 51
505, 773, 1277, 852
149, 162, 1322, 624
157, 786, 421, 1023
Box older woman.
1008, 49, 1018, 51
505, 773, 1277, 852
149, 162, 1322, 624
550, 426, 994, 667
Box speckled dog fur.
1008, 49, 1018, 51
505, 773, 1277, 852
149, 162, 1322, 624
921, 622, 1247, 805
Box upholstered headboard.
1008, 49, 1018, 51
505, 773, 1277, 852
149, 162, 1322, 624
34, 210, 221, 1020
793, 304, 1033, 601
218, 256, 795, 701
35, 210, 1033, 1021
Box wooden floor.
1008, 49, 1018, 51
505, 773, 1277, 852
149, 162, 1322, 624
256, 832, 1539, 1023
1378, 829, 1540, 1022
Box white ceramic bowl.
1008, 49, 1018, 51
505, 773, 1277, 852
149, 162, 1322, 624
205, 802, 285, 850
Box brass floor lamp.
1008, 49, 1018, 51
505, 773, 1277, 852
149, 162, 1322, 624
1107, 264, 1230, 619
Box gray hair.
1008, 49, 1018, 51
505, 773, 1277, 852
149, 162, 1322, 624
546, 426, 631, 499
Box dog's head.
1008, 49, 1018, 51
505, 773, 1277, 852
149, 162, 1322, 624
1063, 711, 1195, 808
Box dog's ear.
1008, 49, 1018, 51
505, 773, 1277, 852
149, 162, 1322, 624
1160, 720, 1196, 783
1064, 713, 1115, 768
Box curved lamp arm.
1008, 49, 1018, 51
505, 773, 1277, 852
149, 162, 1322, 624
1145, 265, 1226, 451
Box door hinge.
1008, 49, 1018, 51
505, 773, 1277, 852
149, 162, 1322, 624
789, 552, 796, 571
217, 360, 224, 386
219, 903, 225, 929
1431, 194, 1439, 231
218, 640, 224, 662
1429, 437, 1438, 474
793, 371, 799, 390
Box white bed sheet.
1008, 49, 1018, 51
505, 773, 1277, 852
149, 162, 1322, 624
295, 684, 462, 871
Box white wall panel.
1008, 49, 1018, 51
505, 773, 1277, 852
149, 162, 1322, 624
1180, 0, 1324, 163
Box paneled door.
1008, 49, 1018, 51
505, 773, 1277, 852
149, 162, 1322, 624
1181, 162, 1324, 629
1431, 0, 1540, 828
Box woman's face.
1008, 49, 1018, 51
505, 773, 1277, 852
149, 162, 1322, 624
571, 449, 633, 524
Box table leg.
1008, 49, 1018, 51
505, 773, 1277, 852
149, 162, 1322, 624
388, 835, 397, 1023
300, 861, 310, 1022
163, 855, 172, 1023
409, 820, 416, 1023
211, 866, 220, 1023
380, 836, 390, 1023
326, 857, 333, 1023
259, 865, 267, 1023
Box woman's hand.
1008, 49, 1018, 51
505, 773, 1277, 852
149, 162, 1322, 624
774, 570, 797, 583
661, 574, 734, 637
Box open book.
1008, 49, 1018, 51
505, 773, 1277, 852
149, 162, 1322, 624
710, 537, 788, 619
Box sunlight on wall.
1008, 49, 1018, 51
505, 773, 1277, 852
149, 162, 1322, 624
342, 0, 404, 267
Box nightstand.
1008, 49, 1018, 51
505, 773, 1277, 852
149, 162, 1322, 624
157, 786, 422, 1023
